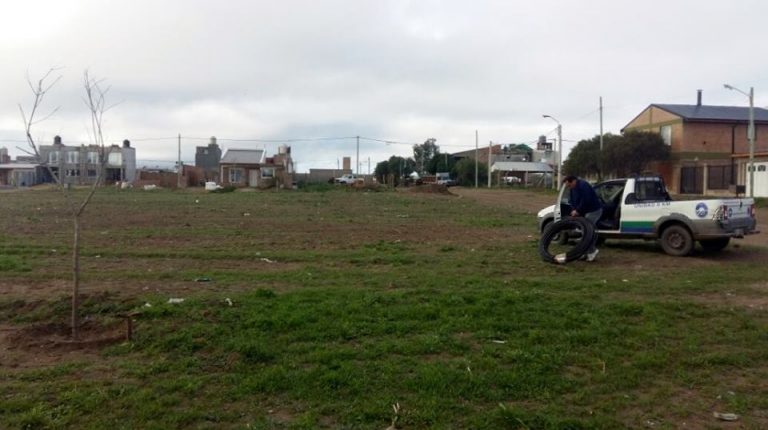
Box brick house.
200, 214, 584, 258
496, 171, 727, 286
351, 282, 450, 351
220, 146, 294, 188
622, 91, 768, 196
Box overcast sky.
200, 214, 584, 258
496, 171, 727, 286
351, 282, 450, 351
1, 0, 766, 172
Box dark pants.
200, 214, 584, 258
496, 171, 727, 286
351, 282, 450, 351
583, 208, 603, 253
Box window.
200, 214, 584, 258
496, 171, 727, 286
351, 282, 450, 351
48, 151, 60, 164
594, 182, 626, 205
635, 179, 668, 201
87, 152, 99, 164
65, 151, 79, 164
660, 125, 672, 146
707, 165, 733, 190
229, 168, 243, 183
759, 165, 767, 172
108, 152, 122, 166
87, 169, 97, 177
261, 167, 275, 178
65, 169, 80, 177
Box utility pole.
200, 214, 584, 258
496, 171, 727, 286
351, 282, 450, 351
475, 130, 478, 188
723, 84, 756, 197
487, 140, 492, 188
356, 136, 360, 176
599, 96, 604, 181
367, 157, 370, 175
556, 124, 562, 187
177, 133, 182, 188
543, 115, 562, 189
749, 87, 755, 198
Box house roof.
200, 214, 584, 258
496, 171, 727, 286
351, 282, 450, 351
0, 163, 39, 170
451, 144, 502, 159
652, 104, 768, 123
220, 149, 265, 164
491, 161, 553, 172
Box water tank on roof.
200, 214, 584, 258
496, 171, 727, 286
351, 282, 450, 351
278, 145, 290, 154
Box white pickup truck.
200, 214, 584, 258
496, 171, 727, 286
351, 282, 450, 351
334, 174, 360, 184
537, 176, 759, 256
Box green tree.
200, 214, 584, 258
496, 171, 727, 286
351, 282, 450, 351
426, 150, 455, 175
413, 138, 438, 174
563, 137, 600, 178
374, 160, 390, 183
454, 158, 487, 186
620, 130, 670, 176
564, 133, 623, 178
375, 156, 416, 186
564, 132, 667, 179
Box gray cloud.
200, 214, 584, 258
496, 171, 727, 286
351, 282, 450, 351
2, 0, 767, 170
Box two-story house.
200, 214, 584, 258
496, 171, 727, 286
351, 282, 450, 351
622, 91, 768, 196
38, 136, 137, 185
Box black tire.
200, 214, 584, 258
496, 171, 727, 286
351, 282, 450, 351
660, 225, 694, 256
700, 238, 730, 252
542, 219, 569, 245
539, 217, 596, 264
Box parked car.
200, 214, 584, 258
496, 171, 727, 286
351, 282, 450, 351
503, 176, 522, 185
536, 175, 759, 255
436, 172, 456, 186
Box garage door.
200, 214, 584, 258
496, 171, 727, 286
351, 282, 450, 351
746, 162, 768, 197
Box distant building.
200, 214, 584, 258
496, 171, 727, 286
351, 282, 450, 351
451, 144, 503, 165
195, 136, 222, 182
0, 162, 42, 187
220, 145, 294, 188
37, 136, 137, 185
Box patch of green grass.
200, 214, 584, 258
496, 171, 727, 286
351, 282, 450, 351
0, 254, 32, 272
1, 188, 767, 428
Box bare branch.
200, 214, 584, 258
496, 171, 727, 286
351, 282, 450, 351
14, 146, 36, 157
31, 106, 61, 125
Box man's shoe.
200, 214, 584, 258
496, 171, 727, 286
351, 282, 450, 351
586, 249, 599, 262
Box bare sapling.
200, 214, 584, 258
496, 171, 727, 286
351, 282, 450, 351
19, 69, 114, 339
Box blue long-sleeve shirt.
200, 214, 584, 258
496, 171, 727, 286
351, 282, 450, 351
569, 179, 602, 215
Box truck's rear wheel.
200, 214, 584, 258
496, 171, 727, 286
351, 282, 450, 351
660, 225, 694, 256
699, 238, 730, 252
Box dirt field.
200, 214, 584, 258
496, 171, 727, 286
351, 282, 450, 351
1, 186, 767, 429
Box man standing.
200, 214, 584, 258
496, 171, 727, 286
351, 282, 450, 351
563, 175, 603, 261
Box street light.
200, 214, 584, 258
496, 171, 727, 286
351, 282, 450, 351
724, 83, 755, 198
543, 114, 562, 189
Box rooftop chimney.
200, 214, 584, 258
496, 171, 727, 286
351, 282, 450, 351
53, 135, 62, 145
697, 89, 702, 106
123, 139, 131, 148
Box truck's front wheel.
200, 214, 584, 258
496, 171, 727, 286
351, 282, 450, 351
660, 225, 694, 256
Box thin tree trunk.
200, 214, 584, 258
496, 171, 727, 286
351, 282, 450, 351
72, 215, 81, 340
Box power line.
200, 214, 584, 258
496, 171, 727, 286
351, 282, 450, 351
182, 136, 358, 143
